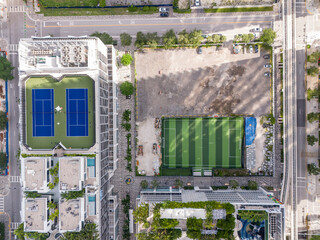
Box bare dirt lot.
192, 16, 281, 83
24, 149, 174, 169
136, 46, 270, 122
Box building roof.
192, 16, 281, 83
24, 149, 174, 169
160, 208, 206, 220
59, 199, 82, 232
59, 157, 83, 191
24, 198, 47, 232
23, 158, 47, 191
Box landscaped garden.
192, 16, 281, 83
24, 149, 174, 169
133, 200, 236, 239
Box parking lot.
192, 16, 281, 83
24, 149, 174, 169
136, 45, 271, 121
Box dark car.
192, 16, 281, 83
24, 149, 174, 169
160, 12, 169, 17
254, 45, 259, 53
197, 46, 202, 54
263, 54, 270, 59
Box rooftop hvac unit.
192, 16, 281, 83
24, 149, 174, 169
74, 54, 81, 63
62, 46, 70, 54
62, 55, 70, 65
73, 46, 81, 54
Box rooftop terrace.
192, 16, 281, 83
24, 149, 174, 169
23, 158, 48, 191
24, 198, 47, 232
59, 157, 83, 191
59, 199, 82, 232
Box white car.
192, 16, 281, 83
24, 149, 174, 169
159, 7, 169, 12
249, 45, 253, 53
195, 0, 200, 6
254, 27, 263, 32
264, 64, 272, 68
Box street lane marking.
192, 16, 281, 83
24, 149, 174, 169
39, 20, 272, 29
10, 176, 20, 183
11, 222, 20, 230
0, 197, 4, 212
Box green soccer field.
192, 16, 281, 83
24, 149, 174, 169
161, 117, 244, 169
25, 75, 95, 149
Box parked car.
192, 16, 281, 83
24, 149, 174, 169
249, 45, 253, 53
159, 7, 169, 12
253, 27, 263, 32
160, 12, 169, 17
195, 0, 200, 6
197, 46, 202, 54
263, 54, 270, 59
254, 45, 259, 53
264, 72, 270, 77
264, 64, 272, 68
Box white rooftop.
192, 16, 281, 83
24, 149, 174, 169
59, 157, 84, 191
24, 198, 47, 232
59, 199, 82, 232
23, 158, 48, 191
160, 208, 206, 220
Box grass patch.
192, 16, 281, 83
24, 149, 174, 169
39, 6, 158, 16
26, 76, 94, 149
39, 0, 99, 7
173, 8, 192, 13
160, 167, 192, 176
204, 6, 273, 13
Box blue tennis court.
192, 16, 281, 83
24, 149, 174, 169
32, 89, 54, 137
66, 88, 88, 137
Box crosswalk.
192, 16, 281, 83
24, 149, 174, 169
8, 44, 18, 52
0, 197, 4, 212
7, 5, 26, 13
11, 222, 20, 230
10, 176, 21, 183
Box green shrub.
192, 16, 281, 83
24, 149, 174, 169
247, 180, 258, 190
0, 222, 5, 240
128, 5, 137, 12
99, 0, 105, 7
307, 66, 319, 76
186, 217, 203, 230
238, 210, 268, 222
307, 112, 319, 123
186, 229, 201, 239
90, 32, 114, 44
120, 81, 134, 96
159, 219, 179, 229
120, 33, 132, 46
61, 189, 85, 200
25, 191, 40, 198
216, 214, 235, 230
123, 109, 131, 122
183, 185, 194, 190
211, 186, 228, 190
122, 122, 131, 131
48, 182, 55, 190
307, 135, 318, 146
0, 152, 7, 169
121, 53, 133, 66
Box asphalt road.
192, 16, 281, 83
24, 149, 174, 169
30, 15, 273, 39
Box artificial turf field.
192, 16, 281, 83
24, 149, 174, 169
25, 76, 94, 149
161, 117, 244, 169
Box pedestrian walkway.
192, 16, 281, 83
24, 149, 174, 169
7, 5, 26, 13
10, 176, 20, 183
8, 44, 18, 52
0, 197, 4, 212
11, 222, 20, 230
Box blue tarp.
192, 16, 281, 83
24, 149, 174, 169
245, 117, 256, 146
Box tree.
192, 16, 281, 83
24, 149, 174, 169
307, 135, 318, 146
234, 34, 242, 42
120, 81, 134, 96
307, 163, 320, 175
307, 112, 319, 123
247, 180, 258, 190
174, 179, 183, 188
307, 51, 320, 63
122, 109, 131, 122
0, 222, 4, 240
216, 214, 235, 230
133, 203, 149, 225
241, 34, 251, 43
0, 112, 7, 130
307, 66, 319, 76
186, 217, 203, 230
186, 229, 202, 239
61, 189, 85, 200
188, 29, 203, 47
212, 34, 221, 43
14, 223, 25, 240
48, 202, 56, 209
260, 28, 276, 46
178, 30, 190, 46
220, 35, 227, 43
120, 33, 132, 46
25, 191, 40, 198
140, 180, 148, 189
90, 32, 114, 45
63, 223, 99, 240
121, 53, 133, 66
49, 209, 59, 221
229, 180, 239, 189
0, 152, 6, 169
99, 0, 105, 7
159, 219, 179, 229
146, 32, 160, 47
310, 235, 320, 240
162, 29, 177, 49
151, 179, 159, 188
238, 210, 268, 222
0, 57, 14, 80
135, 32, 147, 48
307, 87, 320, 101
